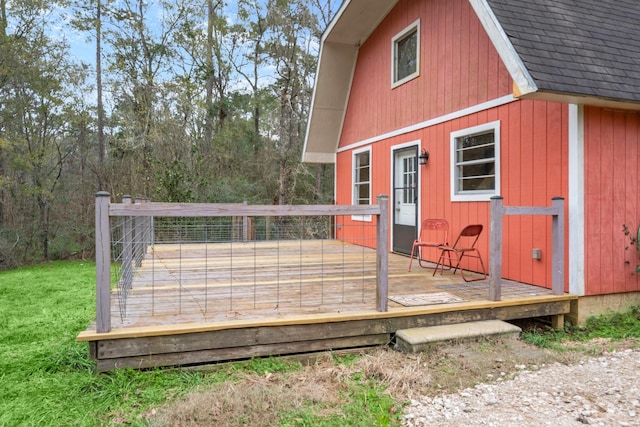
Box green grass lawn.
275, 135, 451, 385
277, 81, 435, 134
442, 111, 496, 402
0, 262, 401, 427
0, 262, 218, 426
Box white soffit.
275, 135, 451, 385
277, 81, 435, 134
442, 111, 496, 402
302, 0, 399, 164
325, 0, 399, 46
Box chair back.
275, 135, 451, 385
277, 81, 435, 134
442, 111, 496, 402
419, 218, 449, 244
451, 224, 483, 249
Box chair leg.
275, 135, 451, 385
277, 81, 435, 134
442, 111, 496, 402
450, 252, 463, 276
411, 245, 442, 271
415, 246, 451, 270
408, 243, 417, 272
441, 250, 452, 270
417, 247, 430, 268
432, 249, 452, 276
460, 250, 487, 282
432, 251, 441, 276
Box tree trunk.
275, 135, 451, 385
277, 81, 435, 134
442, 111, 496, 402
203, 0, 215, 154
277, 87, 289, 206
37, 194, 50, 260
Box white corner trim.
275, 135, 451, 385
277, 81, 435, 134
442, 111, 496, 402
337, 94, 517, 154
468, 0, 537, 96
568, 104, 585, 296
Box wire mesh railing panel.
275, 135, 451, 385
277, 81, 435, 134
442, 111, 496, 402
111, 214, 379, 323
110, 215, 153, 321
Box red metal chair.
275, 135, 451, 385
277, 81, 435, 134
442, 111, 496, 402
433, 224, 486, 282
408, 219, 450, 271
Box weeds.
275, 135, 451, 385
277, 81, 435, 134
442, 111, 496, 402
522, 307, 640, 352
622, 224, 640, 272
231, 356, 302, 376
521, 325, 568, 351
580, 306, 640, 339
277, 372, 402, 427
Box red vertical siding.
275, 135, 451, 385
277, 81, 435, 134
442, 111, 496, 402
338, 0, 512, 148
336, 100, 570, 287
584, 107, 640, 295
624, 114, 640, 293
503, 103, 520, 279
332, 0, 582, 289
600, 110, 615, 294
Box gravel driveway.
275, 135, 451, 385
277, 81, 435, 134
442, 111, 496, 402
403, 348, 640, 426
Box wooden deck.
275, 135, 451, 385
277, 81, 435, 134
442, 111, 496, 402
78, 240, 576, 371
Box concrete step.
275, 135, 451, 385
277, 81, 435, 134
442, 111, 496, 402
395, 320, 522, 353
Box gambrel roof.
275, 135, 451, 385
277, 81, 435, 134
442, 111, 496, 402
302, 0, 640, 163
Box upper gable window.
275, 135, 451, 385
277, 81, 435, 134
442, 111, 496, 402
392, 20, 420, 88
450, 121, 501, 202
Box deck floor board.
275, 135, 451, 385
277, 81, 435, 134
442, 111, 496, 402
93, 239, 561, 330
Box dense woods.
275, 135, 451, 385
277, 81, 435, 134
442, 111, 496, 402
0, 0, 336, 269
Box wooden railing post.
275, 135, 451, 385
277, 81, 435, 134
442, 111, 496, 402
489, 196, 504, 301
122, 195, 133, 290
492, 196, 566, 300
551, 197, 565, 295
330, 199, 336, 239
376, 195, 389, 312
242, 200, 249, 241
133, 197, 146, 267
95, 191, 111, 333
143, 197, 152, 254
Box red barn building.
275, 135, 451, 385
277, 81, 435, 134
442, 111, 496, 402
303, 0, 640, 323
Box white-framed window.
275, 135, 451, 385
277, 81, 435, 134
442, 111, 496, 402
450, 121, 501, 202
352, 147, 372, 221
391, 19, 420, 88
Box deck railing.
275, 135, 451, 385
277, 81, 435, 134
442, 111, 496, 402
94, 192, 389, 333
489, 196, 565, 301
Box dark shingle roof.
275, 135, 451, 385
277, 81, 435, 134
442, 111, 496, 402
486, 0, 640, 103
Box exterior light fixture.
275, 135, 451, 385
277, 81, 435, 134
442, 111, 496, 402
418, 149, 429, 165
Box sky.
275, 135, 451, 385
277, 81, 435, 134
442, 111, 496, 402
47, 1, 325, 93
47, 1, 244, 66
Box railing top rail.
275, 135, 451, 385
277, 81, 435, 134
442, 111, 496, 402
491, 196, 564, 217
108, 202, 381, 217
502, 206, 562, 216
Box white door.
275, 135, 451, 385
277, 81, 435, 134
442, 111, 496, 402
393, 147, 418, 254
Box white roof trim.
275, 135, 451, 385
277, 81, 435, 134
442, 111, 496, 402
302, 1, 357, 164
302, 42, 358, 163
302, 0, 400, 164
469, 0, 538, 96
